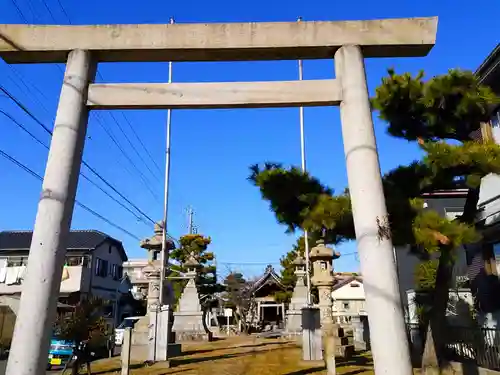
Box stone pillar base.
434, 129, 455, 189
172, 311, 212, 342
285, 310, 303, 338
154, 307, 179, 361
176, 331, 213, 342
301, 307, 323, 361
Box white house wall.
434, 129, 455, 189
477, 174, 500, 225
60, 266, 84, 293
332, 280, 365, 300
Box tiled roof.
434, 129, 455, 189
0, 230, 128, 261
476, 43, 500, 87
251, 264, 285, 292
331, 275, 363, 292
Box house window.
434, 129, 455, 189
320, 262, 327, 271
112, 265, 123, 281
6, 257, 27, 267
491, 109, 500, 128
342, 302, 350, 310
65, 256, 90, 267
95, 258, 109, 278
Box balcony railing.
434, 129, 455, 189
0, 265, 85, 294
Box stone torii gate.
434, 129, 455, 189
0, 17, 437, 375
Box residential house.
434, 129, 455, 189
331, 274, 366, 317
0, 230, 130, 325
395, 44, 500, 327
463, 43, 500, 327
394, 188, 470, 319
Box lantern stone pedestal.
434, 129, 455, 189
172, 254, 213, 341
351, 315, 368, 351
285, 254, 309, 337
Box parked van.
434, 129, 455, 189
114, 317, 141, 346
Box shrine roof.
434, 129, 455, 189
251, 264, 285, 293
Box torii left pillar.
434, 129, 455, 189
6, 49, 96, 375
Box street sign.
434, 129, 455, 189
224, 308, 232, 317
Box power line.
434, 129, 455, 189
0, 86, 154, 224
8, 0, 27, 22
95, 72, 161, 183
2, 12, 159, 205
91, 112, 161, 202
0, 148, 141, 241
102, 110, 161, 184
0, 109, 149, 225
0, 84, 180, 242
39, 0, 57, 22
120, 112, 163, 174
54, 0, 72, 24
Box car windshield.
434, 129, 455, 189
117, 319, 137, 329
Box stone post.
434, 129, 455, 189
5, 49, 96, 375
335, 45, 412, 375
301, 307, 323, 361
121, 328, 132, 375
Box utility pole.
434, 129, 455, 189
187, 206, 194, 234
296, 16, 312, 307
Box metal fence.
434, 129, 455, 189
406, 323, 500, 371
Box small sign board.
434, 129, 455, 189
223, 308, 233, 317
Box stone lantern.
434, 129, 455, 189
293, 254, 306, 276
139, 221, 175, 308
309, 238, 353, 364
139, 221, 180, 362
310, 239, 338, 324
285, 253, 309, 337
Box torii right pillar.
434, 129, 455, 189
335, 45, 412, 375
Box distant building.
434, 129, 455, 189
331, 274, 366, 317
250, 265, 286, 329
0, 230, 130, 325
122, 259, 149, 301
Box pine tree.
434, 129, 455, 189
249, 69, 500, 372
169, 234, 221, 304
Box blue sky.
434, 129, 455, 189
0, 0, 498, 278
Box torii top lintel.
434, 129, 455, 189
0, 17, 437, 64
